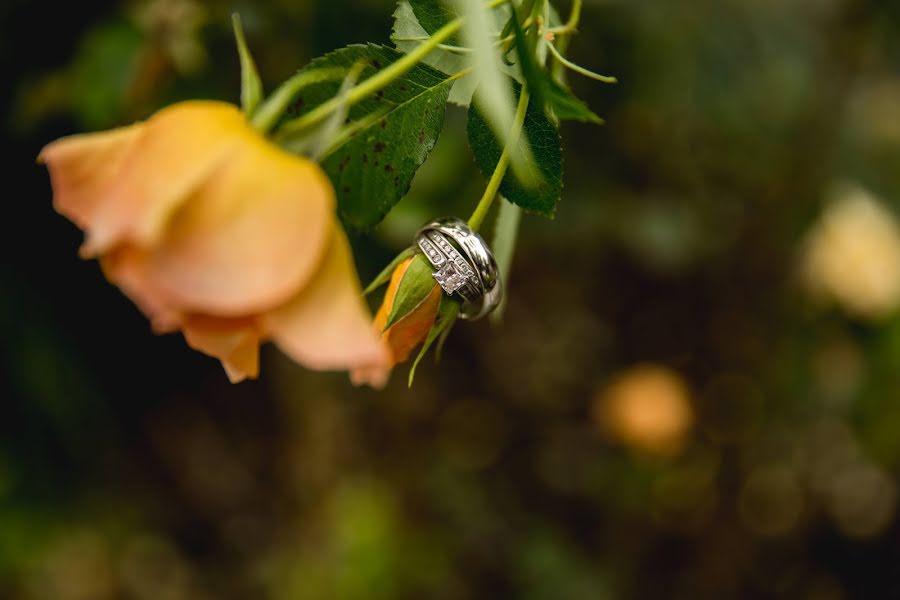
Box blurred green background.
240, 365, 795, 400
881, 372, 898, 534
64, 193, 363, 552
4, 0, 900, 598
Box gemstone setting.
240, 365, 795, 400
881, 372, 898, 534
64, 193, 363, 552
432, 261, 468, 294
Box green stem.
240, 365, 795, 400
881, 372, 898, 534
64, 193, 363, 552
550, 0, 581, 80
564, 0, 582, 32
468, 84, 530, 231
318, 67, 471, 160
278, 0, 509, 138
250, 67, 345, 133
547, 41, 617, 83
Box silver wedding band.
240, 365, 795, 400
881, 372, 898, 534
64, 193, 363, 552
415, 217, 502, 321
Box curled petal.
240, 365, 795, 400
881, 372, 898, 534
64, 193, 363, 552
82, 101, 250, 255
39, 123, 145, 233
263, 228, 389, 384
182, 315, 262, 383
134, 135, 334, 316
101, 244, 182, 332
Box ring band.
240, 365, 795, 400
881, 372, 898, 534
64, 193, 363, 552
415, 217, 502, 320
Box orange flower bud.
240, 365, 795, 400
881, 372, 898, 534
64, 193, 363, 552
40, 101, 389, 385
376, 256, 444, 364
353, 251, 464, 386
351, 255, 443, 384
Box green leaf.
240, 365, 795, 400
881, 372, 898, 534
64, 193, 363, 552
385, 254, 439, 331
392, 0, 465, 83
307, 60, 367, 160
456, 0, 529, 180
468, 78, 563, 217
541, 77, 604, 124
231, 14, 263, 115
278, 44, 454, 229
490, 196, 521, 323
409, 0, 460, 43
391, 0, 515, 107
363, 246, 417, 295
409, 296, 460, 387
508, 5, 603, 124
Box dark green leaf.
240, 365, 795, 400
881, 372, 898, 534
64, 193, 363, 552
409, 0, 460, 43
468, 78, 563, 217
391, 0, 519, 107
392, 1, 464, 75
281, 44, 453, 229
385, 254, 439, 331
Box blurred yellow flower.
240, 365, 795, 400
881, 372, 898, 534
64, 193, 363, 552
594, 364, 694, 456
41, 100, 388, 384
802, 183, 900, 320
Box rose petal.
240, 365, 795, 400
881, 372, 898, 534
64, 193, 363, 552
39, 123, 145, 234
135, 131, 335, 316
182, 315, 262, 383
101, 244, 182, 331
263, 227, 389, 379
82, 101, 250, 255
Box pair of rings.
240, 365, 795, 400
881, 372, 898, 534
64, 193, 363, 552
415, 217, 502, 320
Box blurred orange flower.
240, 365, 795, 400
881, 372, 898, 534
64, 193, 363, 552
351, 256, 442, 384
40, 100, 389, 385
594, 364, 694, 456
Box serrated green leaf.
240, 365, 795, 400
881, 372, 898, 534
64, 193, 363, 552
385, 254, 439, 331
468, 78, 563, 217
391, 0, 516, 107
392, 0, 465, 82
457, 0, 530, 180
363, 246, 417, 295
409, 296, 460, 387
409, 0, 461, 43
276, 44, 453, 229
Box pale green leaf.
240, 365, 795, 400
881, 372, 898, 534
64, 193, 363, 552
231, 14, 263, 115
490, 196, 521, 323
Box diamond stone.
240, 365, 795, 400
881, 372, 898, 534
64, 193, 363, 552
433, 261, 467, 294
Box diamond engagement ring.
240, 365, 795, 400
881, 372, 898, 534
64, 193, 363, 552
415, 217, 502, 321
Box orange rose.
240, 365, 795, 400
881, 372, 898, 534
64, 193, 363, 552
40, 100, 389, 385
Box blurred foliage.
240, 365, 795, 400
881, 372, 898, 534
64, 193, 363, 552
5, 0, 900, 598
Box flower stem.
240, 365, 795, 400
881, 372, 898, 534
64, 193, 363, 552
251, 67, 346, 133
550, 0, 581, 80
468, 84, 530, 232
547, 41, 617, 83
563, 0, 582, 33
278, 0, 509, 138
